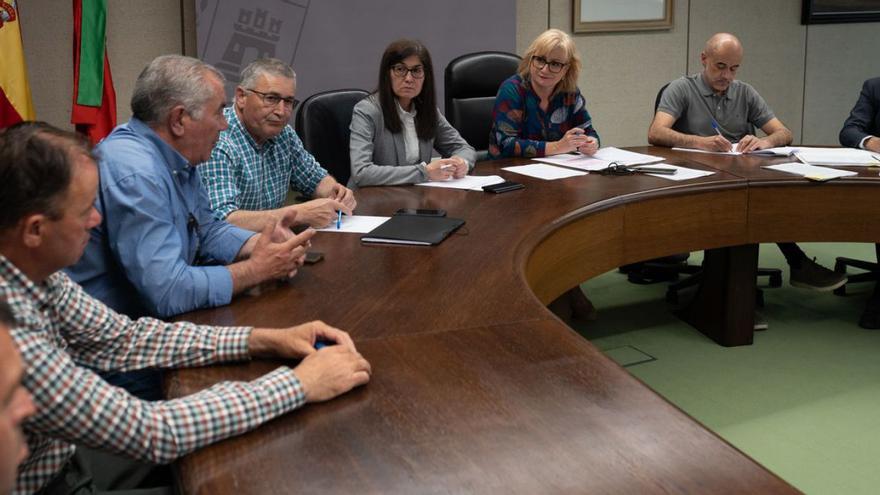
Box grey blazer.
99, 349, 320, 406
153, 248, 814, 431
349, 95, 476, 187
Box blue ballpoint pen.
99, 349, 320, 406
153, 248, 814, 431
336, 210, 342, 230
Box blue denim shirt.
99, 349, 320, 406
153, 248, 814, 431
66, 118, 255, 318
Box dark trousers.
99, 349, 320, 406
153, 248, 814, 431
38, 447, 171, 495
776, 242, 807, 268
98, 369, 164, 402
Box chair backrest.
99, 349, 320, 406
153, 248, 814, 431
654, 82, 671, 113
294, 89, 369, 187
444, 51, 521, 160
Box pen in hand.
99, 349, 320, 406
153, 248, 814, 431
710, 120, 733, 151
336, 210, 342, 230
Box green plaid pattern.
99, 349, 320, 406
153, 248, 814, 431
0, 255, 306, 494
202, 107, 329, 219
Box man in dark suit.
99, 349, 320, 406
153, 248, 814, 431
840, 77, 880, 329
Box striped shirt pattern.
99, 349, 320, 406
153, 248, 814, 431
0, 255, 306, 494
202, 107, 328, 220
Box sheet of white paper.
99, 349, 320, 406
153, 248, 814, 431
535, 146, 664, 171
791, 148, 880, 166
316, 215, 390, 234
415, 174, 506, 191
637, 164, 716, 181
672, 146, 741, 156
501, 163, 588, 180
591, 146, 665, 164
764, 162, 858, 180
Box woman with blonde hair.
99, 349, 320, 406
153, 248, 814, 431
489, 28, 599, 159
490, 29, 600, 319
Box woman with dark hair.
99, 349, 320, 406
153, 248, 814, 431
349, 39, 476, 186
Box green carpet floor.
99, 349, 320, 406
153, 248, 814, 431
573, 243, 879, 495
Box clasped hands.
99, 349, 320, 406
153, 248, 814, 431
698, 133, 770, 153
249, 321, 372, 403
426, 155, 468, 181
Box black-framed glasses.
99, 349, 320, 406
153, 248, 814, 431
531, 55, 567, 74
390, 64, 425, 79
245, 88, 297, 109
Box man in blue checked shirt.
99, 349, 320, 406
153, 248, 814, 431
0, 122, 371, 495
201, 58, 357, 232
66, 55, 315, 321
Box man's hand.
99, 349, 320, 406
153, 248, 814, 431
737, 134, 770, 153
249, 320, 357, 358
865, 136, 880, 153
249, 221, 314, 281
697, 134, 733, 152
294, 346, 372, 403
293, 198, 351, 228
248, 321, 371, 403
328, 182, 357, 211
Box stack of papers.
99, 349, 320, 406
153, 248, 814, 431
415, 175, 506, 191
535, 146, 664, 171
763, 162, 858, 181
672, 145, 880, 165
790, 148, 880, 166
501, 163, 588, 180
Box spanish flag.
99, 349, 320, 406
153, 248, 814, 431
0, 0, 35, 127
72, 0, 116, 145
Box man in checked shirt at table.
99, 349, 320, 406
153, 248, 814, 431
0, 123, 371, 494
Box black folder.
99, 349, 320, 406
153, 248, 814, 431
361, 215, 465, 246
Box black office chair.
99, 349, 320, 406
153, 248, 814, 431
833, 245, 880, 295
444, 51, 521, 161
294, 88, 369, 187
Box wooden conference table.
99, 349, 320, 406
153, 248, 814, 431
168, 148, 880, 494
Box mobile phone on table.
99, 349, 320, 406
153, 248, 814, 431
483, 181, 525, 193
304, 251, 324, 264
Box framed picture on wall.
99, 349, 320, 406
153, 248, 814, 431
573, 0, 673, 33
802, 0, 880, 24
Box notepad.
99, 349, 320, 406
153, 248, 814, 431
361, 215, 465, 246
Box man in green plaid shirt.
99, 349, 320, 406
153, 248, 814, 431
0, 122, 371, 494
202, 59, 357, 232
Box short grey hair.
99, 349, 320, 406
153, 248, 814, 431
131, 55, 225, 125
239, 58, 296, 89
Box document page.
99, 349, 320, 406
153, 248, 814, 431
416, 175, 506, 191
764, 162, 858, 180
536, 146, 664, 171
502, 164, 588, 180
316, 215, 391, 233
637, 164, 715, 181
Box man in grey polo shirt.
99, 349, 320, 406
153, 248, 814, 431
648, 32, 845, 292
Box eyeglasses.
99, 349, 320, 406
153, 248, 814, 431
245, 88, 297, 109
390, 64, 425, 79
531, 55, 567, 74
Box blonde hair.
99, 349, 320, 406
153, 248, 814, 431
517, 29, 581, 94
